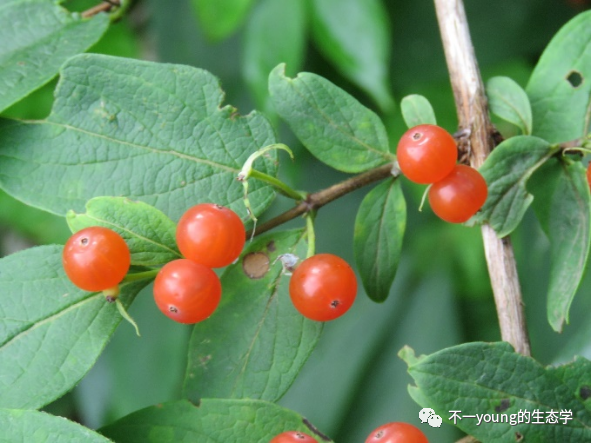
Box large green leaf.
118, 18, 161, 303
0, 54, 277, 221
529, 158, 591, 332
0, 0, 109, 113
400, 342, 591, 443
486, 76, 532, 135
99, 399, 329, 443
400, 94, 437, 128
526, 10, 591, 143
310, 0, 393, 111
0, 245, 147, 409
191, 0, 254, 41
183, 229, 322, 402
66, 197, 181, 267
0, 408, 110, 443
243, 0, 307, 111
474, 136, 559, 237
354, 179, 405, 302
269, 64, 394, 173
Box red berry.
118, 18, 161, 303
397, 124, 458, 184
270, 431, 318, 443
428, 164, 488, 223
289, 254, 357, 322
153, 259, 221, 324
365, 422, 428, 443
176, 203, 245, 268
587, 162, 590, 190
62, 227, 130, 292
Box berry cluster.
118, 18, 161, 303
397, 124, 488, 223
271, 421, 428, 443
62, 204, 357, 325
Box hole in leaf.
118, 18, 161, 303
580, 385, 590, 400
495, 398, 511, 412
566, 70, 583, 88
242, 252, 270, 279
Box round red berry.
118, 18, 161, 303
289, 253, 357, 322
396, 124, 458, 184
62, 226, 131, 292
153, 259, 222, 324
428, 164, 488, 223
365, 422, 428, 443
176, 203, 245, 268
270, 431, 318, 443
586, 162, 590, 190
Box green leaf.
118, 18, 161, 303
400, 342, 591, 443
191, 0, 254, 41
269, 64, 394, 173
0, 54, 278, 221
183, 229, 322, 402
0, 408, 111, 443
310, 0, 394, 111
529, 158, 591, 332
400, 95, 437, 128
0, 245, 147, 409
474, 136, 559, 237
486, 76, 532, 135
526, 11, 591, 143
243, 0, 307, 111
66, 197, 181, 267
0, 0, 109, 113
354, 179, 406, 302
99, 399, 329, 443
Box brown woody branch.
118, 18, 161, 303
434, 0, 531, 356
249, 162, 397, 238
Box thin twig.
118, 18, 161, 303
81, 0, 120, 18
433, 0, 531, 356
249, 162, 397, 238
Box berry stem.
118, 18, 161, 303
305, 213, 316, 258
248, 170, 306, 200
434, 0, 531, 356
115, 299, 141, 336
248, 162, 398, 238
121, 269, 159, 283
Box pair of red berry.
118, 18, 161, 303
154, 203, 245, 324
271, 421, 428, 443
397, 124, 488, 223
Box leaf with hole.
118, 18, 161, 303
0, 0, 109, 113
486, 76, 532, 135
526, 10, 591, 143
400, 95, 437, 128
529, 158, 591, 332
354, 179, 406, 302
0, 409, 111, 443
472, 136, 559, 237
0, 54, 277, 221
183, 229, 322, 402
66, 197, 180, 267
0, 245, 147, 410
269, 64, 394, 173
400, 342, 591, 443
99, 399, 329, 443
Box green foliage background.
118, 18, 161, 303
0, 0, 589, 442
